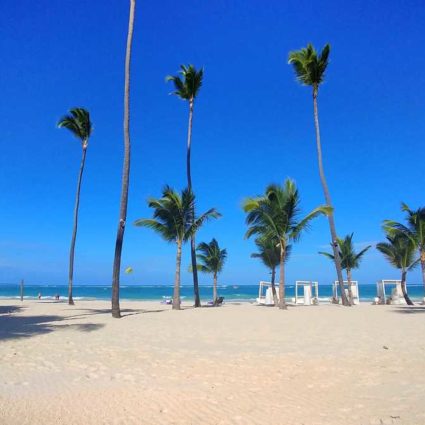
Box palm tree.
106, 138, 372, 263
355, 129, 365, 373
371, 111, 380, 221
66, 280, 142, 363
58, 107, 92, 305
251, 236, 292, 306
195, 239, 227, 305
166, 64, 204, 308
111, 0, 136, 318
376, 234, 418, 305
319, 234, 371, 304
288, 43, 349, 306
243, 179, 331, 309
384, 203, 425, 297
134, 186, 220, 310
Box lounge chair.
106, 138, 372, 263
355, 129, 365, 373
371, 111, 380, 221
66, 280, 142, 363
207, 296, 224, 306
216, 296, 224, 306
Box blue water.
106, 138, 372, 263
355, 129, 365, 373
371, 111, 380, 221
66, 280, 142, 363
1, 283, 424, 302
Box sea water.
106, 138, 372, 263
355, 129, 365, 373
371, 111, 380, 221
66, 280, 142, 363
0, 283, 424, 302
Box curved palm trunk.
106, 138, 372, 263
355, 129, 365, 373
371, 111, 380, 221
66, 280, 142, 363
213, 272, 218, 306
68, 146, 87, 305
278, 245, 287, 310
312, 88, 349, 307
400, 270, 414, 306
420, 251, 425, 299
187, 98, 201, 307
271, 267, 278, 307
111, 0, 136, 318
346, 268, 354, 306
173, 241, 182, 310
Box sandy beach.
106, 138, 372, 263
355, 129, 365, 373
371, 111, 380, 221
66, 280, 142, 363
0, 300, 424, 425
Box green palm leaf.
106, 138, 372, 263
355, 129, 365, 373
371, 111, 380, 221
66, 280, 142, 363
58, 107, 92, 146
288, 43, 330, 89
319, 233, 371, 270
195, 238, 227, 275
134, 186, 220, 245
166, 64, 204, 101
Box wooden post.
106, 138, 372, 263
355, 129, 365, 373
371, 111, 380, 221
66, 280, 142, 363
20, 279, 24, 302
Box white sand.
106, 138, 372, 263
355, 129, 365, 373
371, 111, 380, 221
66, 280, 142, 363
0, 300, 424, 425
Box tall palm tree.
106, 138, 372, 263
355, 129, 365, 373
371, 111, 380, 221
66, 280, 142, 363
319, 233, 371, 304
111, 0, 136, 318
288, 43, 349, 306
58, 107, 92, 305
243, 179, 331, 309
384, 203, 425, 297
166, 64, 204, 307
376, 234, 418, 305
134, 186, 220, 310
251, 236, 291, 306
196, 238, 227, 305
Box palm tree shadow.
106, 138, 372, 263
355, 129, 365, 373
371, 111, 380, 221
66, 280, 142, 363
0, 306, 104, 341
0, 305, 24, 315
64, 307, 166, 320
389, 306, 425, 314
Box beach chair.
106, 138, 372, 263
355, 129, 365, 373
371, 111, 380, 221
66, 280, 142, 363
206, 296, 224, 306
215, 296, 224, 306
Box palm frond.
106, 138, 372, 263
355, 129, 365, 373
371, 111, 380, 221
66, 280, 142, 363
292, 205, 331, 241
288, 43, 330, 89
195, 238, 227, 275
319, 233, 370, 270
187, 208, 221, 241
243, 178, 325, 264
318, 251, 335, 260
377, 233, 418, 271
166, 64, 204, 101
58, 107, 92, 145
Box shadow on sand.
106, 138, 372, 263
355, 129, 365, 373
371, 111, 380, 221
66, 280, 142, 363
0, 305, 105, 341
64, 307, 166, 320
389, 306, 425, 314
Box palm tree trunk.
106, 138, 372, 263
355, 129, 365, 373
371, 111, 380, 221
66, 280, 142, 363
187, 98, 201, 307
20, 279, 24, 302
420, 251, 425, 300
213, 272, 218, 306
346, 268, 354, 306
312, 88, 349, 307
173, 241, 182, 310
111, 0, 136, 318
401, 270, 414, 305
271, 267, 278, 307
278, 244, 287, 310
68, 146, 87, 305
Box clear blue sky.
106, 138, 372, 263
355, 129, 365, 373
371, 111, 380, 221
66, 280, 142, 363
1, 0, 424, 286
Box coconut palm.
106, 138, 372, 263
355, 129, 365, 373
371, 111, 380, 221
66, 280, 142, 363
376, 234, 418, 305
195, 239, 227, 305
288, 43, 349, 306
58, 107, 92, 305
166, 64, 204, 308
251, 237, 292, 306
319, 234, 371, 304
134, 186, 220, 310
111, 0, 136, 318
383, 203, 425, 297
243, 179, 331, 309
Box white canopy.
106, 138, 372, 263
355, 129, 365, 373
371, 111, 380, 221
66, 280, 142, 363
333, 281, 360, 304
376, 280, 406, 304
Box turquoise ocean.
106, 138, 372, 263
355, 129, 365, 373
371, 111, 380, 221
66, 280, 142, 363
0, 283, 424, 303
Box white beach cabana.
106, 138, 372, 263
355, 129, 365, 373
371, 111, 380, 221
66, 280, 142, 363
376, 280, 406, 305
332, 280, 360, 304
256, 281, 276, 306
294, 281, 319, 305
